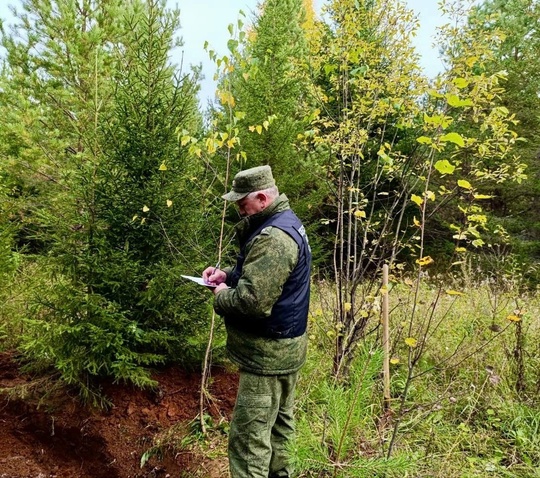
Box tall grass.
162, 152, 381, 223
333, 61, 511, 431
294, 277, 540, 477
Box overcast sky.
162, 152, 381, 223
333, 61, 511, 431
0, 0, 445, 103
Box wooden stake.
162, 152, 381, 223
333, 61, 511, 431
382, 264, 391, 410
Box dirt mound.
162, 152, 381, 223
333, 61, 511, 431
0, 351, 237, 478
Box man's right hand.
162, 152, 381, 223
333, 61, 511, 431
202, 267, 227, 286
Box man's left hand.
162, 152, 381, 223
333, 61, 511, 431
213, 283, 228, 295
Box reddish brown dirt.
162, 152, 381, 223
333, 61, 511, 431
0, 351, 238, 478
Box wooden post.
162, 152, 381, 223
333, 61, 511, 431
382, 264, 391, 410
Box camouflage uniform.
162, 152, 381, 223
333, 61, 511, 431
214, 193, 308, 478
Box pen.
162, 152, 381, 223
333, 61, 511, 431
213, 261, 220, 274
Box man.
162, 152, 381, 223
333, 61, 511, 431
203, 165, 311, 478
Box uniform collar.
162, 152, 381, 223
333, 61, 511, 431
235, 194, 290, 243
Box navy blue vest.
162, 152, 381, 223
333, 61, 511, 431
226, 209, 311, 339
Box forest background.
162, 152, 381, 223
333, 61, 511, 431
1, 0, 540, 477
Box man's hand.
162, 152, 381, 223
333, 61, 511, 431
202, 267, 227, 286
213, 283, 228, 295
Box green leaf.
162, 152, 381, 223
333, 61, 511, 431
417, 136, 432, 145
227, 39, 239, 53
324, 64, 337, 76
434, 160, 455, 175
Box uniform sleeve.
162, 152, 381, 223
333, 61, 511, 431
214, 227, 298, 319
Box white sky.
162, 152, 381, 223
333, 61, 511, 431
0, 0, 445, 103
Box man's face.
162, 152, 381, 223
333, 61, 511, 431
236, 193, 264, 217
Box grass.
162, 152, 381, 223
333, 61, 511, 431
2, 257, 540, 477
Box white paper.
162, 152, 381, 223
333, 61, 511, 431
181, 275, 217, 288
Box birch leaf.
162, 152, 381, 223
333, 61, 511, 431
405, 337, 418, 347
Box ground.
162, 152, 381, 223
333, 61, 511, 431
0, 351, 238, 478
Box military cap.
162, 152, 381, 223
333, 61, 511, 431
222, 165, 276, 202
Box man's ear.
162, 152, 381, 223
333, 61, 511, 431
256, 192, 268, 206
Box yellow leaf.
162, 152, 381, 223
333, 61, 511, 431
435, 159, 456, 175
506, 314, 521, 322
413, 217, 421, 227
446, 94, 462, 108
249, 125, 256, 132
141, 218, 146, 224
344, 302, 352, 312
458, 179, 472, 189
416, 256, 434, 266
411, 194, 423, 206
142, 205, 150, 213
445, 289, 464, 296
453, 78, 469, 89
263, 120, 270, 130
206, 138, 217, 154
426, 190, 436, 201
181, 135, 191, 146
166, 199, 173, 207
417, 136, 432, 145
354, 210, 366, 218
132, 215, 138, 222
219, 91, 236, 107
256, 125, 263, 135
455, 247, 467, 253
427, 89, 444, 98
441, 132, 465, 147
473, 194, 493, 200
405, 337, 418, 347
159, 162, 167, 171
390, 357, 400, 365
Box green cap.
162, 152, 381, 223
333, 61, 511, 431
222, 165, 276, 202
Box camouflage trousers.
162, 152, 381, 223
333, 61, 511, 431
228, 370, 299, 478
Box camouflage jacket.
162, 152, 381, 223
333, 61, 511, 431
214, 194, 308, 375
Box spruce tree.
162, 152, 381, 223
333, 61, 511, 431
214, 0, 327, 259
0, 0, 207, 401
470, 0, 540, 270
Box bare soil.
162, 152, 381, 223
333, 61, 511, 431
0, 351, 238, 478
